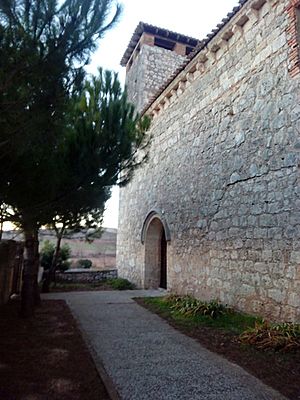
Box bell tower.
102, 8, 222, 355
121, 22, 200, 113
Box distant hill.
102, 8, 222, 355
2, 228, 117, 270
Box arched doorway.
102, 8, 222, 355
144, 217, 168, 289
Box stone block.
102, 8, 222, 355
290, 251, 300, 264
288, 292, 300, 309
259, 214, 276, 227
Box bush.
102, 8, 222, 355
166, 295, 228, 319
77, 259, 93, 269
239, 321, 300, 351
40, 240, 71, 272
40, 240, 55, 270
107, 278, 135, 290
59, 259, 71, 272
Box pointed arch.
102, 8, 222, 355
141, 210, 171, 244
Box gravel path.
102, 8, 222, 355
43, 290, 287, 400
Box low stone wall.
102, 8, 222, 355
56, 269, 118, 283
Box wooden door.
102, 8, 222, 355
160, 230, 167, 289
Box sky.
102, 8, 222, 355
89, 0, 240, 228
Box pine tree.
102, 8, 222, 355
0, 0, 150, 316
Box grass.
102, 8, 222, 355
142, 296, 300, 350
49, 278, 135, 291
142, 296, 261, 335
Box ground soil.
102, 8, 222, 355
0, 300, 110, 400
136, 298, 300, 400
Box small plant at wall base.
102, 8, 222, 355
106, 278, 135, 290
239, 321, 300, 352
167, 295, 229, 319
77, 259, 93, 269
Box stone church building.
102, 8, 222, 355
117, 0, 300, 322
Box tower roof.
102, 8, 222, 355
120, 22, 200, 67
141, 0, 251, 114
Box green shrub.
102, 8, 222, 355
59, 259, 71, 272
77, 259, 93, 269
167, 295, 228, 319
40, 240, 71, 272
239, 321, 300, 351
107, 278, 135, 290
40, 240, 54, 270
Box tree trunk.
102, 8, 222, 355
33, 235, 41, 306
21, 227, 40, 317
0, 213, 3, 240
42, 226, 64, 293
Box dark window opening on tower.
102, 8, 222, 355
186, 46, 194, 55
154, 37, 175, 51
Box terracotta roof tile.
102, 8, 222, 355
120, 22, 200, 67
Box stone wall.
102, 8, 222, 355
126, 45, 186, 113
56, 269, 118, 283
117, 0, 300, 322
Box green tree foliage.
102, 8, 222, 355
0, 0, 150, 316
0, 0, 122, 227
41, 69, 150, 292
40, 240, 71, 272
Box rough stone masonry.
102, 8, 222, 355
117, 0, 300, 322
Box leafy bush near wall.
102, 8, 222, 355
107, 278, 135, 290
77, 259, 93, 269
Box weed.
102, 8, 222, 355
167, 295, 228, 319
240, 321, 300, 352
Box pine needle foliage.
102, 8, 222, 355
0, 0, 150, 316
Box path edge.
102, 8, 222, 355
66, 299, 121, 400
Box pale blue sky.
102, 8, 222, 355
88, 0, 240, 228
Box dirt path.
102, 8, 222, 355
0, 300, 110, 400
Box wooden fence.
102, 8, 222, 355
0, 240, 24, 305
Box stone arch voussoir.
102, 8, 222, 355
141, 210, 171, 244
